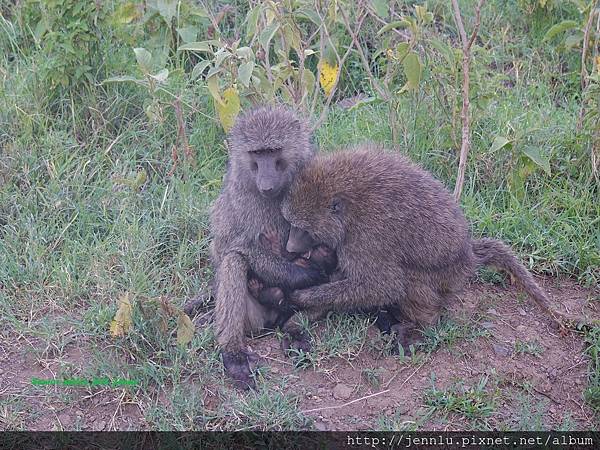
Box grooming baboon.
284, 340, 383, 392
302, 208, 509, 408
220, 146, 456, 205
281, 144, 567, 353
209, 105, 329, 389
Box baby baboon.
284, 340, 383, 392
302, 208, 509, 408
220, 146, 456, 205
247, 227, 338, 312
209, 105, 328, 389
281, 144, 567, 353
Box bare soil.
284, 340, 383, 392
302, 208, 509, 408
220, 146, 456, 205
1, 277, 598, 431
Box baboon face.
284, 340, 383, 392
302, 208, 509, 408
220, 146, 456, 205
228, 106, 313, 198
246, 147, 291, 199
282, 177, 346, 251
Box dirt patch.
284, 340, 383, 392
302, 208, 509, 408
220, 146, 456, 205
250, 277, 599, 430
1, 277, 597, 430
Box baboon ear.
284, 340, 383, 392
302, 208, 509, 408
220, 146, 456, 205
330, 196, 345, 214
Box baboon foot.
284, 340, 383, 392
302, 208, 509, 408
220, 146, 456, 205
221, 350, 257, 390
281, 330, 312, 357
183, 291, 212, 317
389, 322, 425, 356
374, 310, 400, 334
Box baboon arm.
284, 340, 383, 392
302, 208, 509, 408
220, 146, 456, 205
247, 246, 326, 290
288, 278, 398, 311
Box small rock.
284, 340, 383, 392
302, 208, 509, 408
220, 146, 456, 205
270, 366, 280, 374
93, 419, 106, 431
516, 325, 527, 334
481, 321, 495, 330
487, 308, 498, 315
518, 308, 527, 316
493, 343, 511, 357
332, 383, 353, 400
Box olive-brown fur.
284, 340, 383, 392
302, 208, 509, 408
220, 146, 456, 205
281, 144, 562, 350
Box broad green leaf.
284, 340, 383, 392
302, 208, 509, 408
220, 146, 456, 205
191, 60, 211, 79
402, 52, 421, 89
489, 136, 512, 153
214, 48, 232, 68
176, 313, 195, 346
110, 293, 133, 337
296, 8, 321, 25
302, 68, 316, 95
348, 96, 383, 111
134, 47, 152, 73
113, 2, 141, 24
177, 26, 197, 44
543, 20, 578, 42
178, 41, 213, 53
206, 75, 224, 106
150, 68, 169, 83
371, 0, 389, 19
238, 61, 255, 88
215, 87, 241, 132
565, 32, 583, 49
259, 23, 280, 50
378, 20, 411, 35
149, 0, 177, 24
396, 42, 410, 60
246, 6, 261, 40
522, 146, 551, 176
235, 46, 254, 60
102, 75, 142, 84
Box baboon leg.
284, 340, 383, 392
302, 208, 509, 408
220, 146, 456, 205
280, 309, 327, 356
215, 252, 268, 390
400, 282, 443, 328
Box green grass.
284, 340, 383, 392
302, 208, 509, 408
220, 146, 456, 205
1, 0, 598, 431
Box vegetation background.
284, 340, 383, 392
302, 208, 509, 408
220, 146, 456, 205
0, 0, 599, 431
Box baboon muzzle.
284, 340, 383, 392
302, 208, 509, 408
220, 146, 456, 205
286, 226, 316, 254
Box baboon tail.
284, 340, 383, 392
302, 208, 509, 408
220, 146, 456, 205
472, 238, 564, 326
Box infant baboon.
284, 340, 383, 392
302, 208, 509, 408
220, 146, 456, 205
247, 227, 338, 313
281, 144, 567, 353
209, 105, 329, 389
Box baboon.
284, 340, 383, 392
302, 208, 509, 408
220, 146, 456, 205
209, 105, 328, 389
280, 144, 567, 353
247, 227, 338, 312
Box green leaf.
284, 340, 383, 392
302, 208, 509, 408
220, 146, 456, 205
564, 32, 583, 50
177, 26, 197, 44
259, 23, 280, 50
296, 8, 321, 25
378, 19, 411, 35
149, 0, 177, 24
207, 75, 224, 106
133, 47, 152, 73
371, 0, 389, 19
178, 41, 213, 53
238, 61, 255, 88
191, 60, 211, 79
396, 42, 410, 60
235, 46, 254, 60
176, 313, 195, 346
213, 48, 232, 69
543, 20, 578, 42
102, 75, 142, 84
150, 68, 169, 83
402, 52, 421, 90
302, 68, 316, 96
113, 2, 140, 24
246, 5, 260, 40
522, 146, 551, 176
489, 136, 512, 153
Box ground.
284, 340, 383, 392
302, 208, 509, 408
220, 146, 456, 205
2, 277, 597, 431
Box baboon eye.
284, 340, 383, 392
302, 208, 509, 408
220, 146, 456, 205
251, 162, 258, 171
275, 159, 286, 171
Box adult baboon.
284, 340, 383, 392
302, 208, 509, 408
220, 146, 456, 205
280, 144, 567, 352
209, 105, 327, 389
